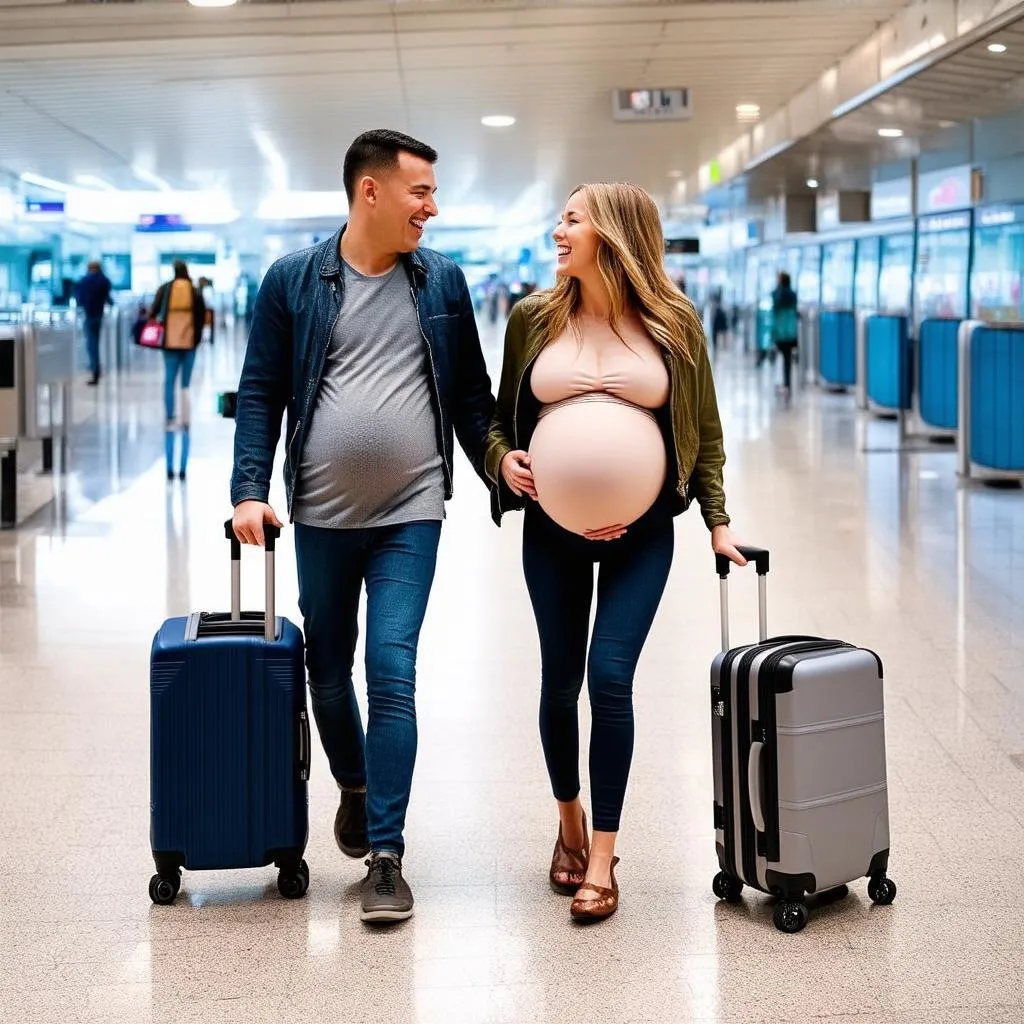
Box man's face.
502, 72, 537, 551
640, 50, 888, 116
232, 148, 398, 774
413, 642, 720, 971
367, 152, 438, 253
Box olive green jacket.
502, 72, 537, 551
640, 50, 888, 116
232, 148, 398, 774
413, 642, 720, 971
484, 295, 730, 530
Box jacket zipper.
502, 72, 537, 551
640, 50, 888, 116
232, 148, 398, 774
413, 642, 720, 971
512, 349, 542, 450
410, 285, 452, 486
664, 355, 689, 505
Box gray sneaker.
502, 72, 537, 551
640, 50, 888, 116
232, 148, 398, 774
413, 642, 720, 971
360, 852, 414, 923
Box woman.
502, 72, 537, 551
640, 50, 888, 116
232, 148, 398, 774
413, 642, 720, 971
771, 271, 799, 399
485, 183, 746, 922
151, 260, 205, 481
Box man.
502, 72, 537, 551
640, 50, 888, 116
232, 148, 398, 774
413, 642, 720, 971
230, 129, 494, 923
75, 260, 113, 385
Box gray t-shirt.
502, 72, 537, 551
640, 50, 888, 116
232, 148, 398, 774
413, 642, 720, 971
291, 260, 445, 529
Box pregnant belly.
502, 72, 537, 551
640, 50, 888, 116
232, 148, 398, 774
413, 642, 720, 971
528, 396, 667, 535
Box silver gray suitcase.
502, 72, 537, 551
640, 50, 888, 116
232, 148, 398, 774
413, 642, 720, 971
710, 546, 897, 932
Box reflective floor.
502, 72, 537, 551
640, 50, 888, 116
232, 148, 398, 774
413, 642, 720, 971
1, 326, 1022, 1023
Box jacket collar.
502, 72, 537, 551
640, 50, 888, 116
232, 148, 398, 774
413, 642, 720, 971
319, 224, 428, 284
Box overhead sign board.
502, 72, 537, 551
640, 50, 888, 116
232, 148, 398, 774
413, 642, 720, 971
24, 199, 65, 216
665, 237, 699, 255
977, 204, 1024, 227
917, 165, 973, 215
611, 88, 692, 122
871, 177, 914, 220
137, 213, 190, 233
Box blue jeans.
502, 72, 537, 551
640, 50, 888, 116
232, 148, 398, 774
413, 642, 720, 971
84, 317, 103, 375
522, 503, 674, 832
294, 520, 442, 857
162, 349, 197, 422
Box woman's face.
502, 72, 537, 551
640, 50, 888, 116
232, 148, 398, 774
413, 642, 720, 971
552, 193, 600, 279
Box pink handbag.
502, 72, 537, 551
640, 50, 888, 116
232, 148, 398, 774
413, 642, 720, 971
135, 282, 172, 348
138, 320, 165, 348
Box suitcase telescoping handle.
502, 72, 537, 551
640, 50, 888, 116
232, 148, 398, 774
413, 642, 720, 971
224, 519, 281, 642
716, 545, 770, 651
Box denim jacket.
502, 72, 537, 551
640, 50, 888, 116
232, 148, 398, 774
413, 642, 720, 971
229, 227, 495, 515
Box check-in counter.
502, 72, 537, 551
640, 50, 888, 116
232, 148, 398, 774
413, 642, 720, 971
957, 321, 1024, 484
818, 309, 856, 389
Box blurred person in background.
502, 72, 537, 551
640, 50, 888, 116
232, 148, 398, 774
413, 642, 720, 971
75, 260, 113, 386
771, 271, 799, 401
151, 260, 206, 481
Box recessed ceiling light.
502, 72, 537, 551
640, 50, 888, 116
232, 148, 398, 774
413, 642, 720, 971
481, 115, 515, 128
878, 127, 904, 138
937, 120, 957, 129
987, 42, 1007, 53
668, 169, 683, 178
188, 0, 237, 7
736, 103, 760, 119
806, 178, 820, 189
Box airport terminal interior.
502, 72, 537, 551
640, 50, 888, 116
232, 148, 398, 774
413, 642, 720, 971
2, 1, 1024, 1022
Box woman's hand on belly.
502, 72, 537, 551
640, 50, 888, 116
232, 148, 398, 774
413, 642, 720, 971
583, 523, 627, 542
500, 450, 538, 500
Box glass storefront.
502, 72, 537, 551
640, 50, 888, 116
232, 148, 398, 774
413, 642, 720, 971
878, 233, 914, 314
796, 246, 821, 307
971, 206, 1024, 323
855, 236, 880, 310
820, 240, 855, 308
914, 212, 971, 320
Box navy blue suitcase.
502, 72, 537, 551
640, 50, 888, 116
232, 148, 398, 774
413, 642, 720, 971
148, 522, 311, 905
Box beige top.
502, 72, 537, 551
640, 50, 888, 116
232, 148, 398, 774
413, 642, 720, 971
527, 315, 670, 535
530, 314, 670, 408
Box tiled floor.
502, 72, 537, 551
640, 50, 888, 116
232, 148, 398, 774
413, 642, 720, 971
1, 325, 1022, 1023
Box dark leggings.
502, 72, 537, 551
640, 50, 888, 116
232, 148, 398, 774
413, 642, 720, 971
776, 340, 797, 390
522, 504, 674, 832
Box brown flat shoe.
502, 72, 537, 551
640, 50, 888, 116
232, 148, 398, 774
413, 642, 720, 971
570, 856, 620, 922
549, 810, 589, 895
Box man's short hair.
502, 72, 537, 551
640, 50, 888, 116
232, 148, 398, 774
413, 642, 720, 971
87, 260, 101, 273
343, 129, 438, 202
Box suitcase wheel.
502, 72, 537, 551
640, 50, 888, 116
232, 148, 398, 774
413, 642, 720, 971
867, 875, 897, 906
149, 871, 181, 906
277, 859, 310, 900
712, 871, 744, 904
773, 900, 808, 933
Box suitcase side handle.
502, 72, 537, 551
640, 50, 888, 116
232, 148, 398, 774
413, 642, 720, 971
748, 740, 767, 834
298, 709, 311, 782
224, 520, 282, 642
717, 545, 770, 650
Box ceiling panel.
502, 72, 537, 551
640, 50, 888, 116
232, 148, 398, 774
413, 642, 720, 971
726, 16, 1024, 200
0, 0, 916, 219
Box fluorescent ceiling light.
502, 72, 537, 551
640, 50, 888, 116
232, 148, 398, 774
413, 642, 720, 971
667, 169, 683, 178
987, 42, 1007, 53
878, 128, 904, 138
132, 166, 172, 191
188, 0, 237, 6
75, 174, 116, 191
20, 171, 71, 193
481, 115, 516, 128
806, 178, 820, 189
736, 103, 760, 117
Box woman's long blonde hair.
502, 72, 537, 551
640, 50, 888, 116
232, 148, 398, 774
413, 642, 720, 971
535, 182, 703, 366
